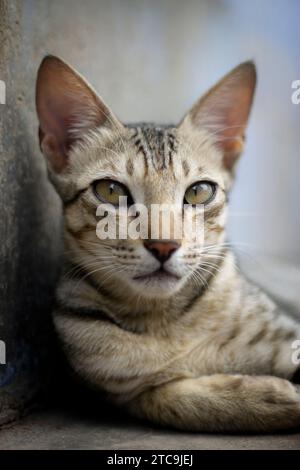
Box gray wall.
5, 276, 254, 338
0, 1, 61, 424
0, 0, 299, 423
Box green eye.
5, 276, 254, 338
93, 179, 131, 205
184, 181, 216, 205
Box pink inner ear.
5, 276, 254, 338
38, 94, 72, 172
36, 56, 113, 172
214, 89, 254, 170
184, 62, 256, 172
39, 131, 67, 173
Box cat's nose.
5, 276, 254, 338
143, 240, 180, 264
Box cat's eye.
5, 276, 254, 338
184, 181, 216, 205
93, 179, 132, 205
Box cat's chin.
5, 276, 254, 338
131, 269, 183, 297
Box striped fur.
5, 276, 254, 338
36, 57, 300, 432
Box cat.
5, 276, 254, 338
36, 55, 300, 432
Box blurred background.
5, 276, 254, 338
0, 0, 299, 425
21, 0, 300, 262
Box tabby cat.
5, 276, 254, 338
36, 56, 300, 432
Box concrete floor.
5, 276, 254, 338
0, 400, 299, 450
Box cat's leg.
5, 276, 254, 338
124, 374, 300, 432
208, 303, 300, 385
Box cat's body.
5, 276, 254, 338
36, 56, 300, 432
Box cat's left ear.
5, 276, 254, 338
179, 61, 256, 171
36, 55, 123, 173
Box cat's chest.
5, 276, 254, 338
147, 306, 270, 375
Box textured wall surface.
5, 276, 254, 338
0, 0, 62, 425
0, 0, 299, 425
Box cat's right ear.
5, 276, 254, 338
178, 62, 256, 172
36, 55, 122, 173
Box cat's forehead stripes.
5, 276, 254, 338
128, 125, 179, 174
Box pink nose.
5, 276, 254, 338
143, 240, 180, 263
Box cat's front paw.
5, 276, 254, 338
242, 375, 300, 430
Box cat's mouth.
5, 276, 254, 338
133, 267, 181, 282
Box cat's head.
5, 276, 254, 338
36, 56, 256, 298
